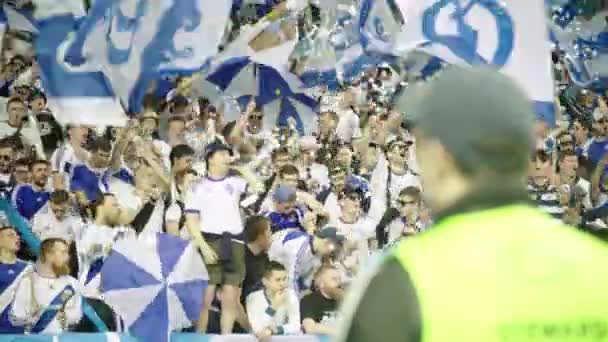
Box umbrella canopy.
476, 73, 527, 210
207, 57, 318, 134
100, 233, 207, 342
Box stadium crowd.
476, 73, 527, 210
0, 1, 605, 341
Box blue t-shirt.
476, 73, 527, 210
587, 138, 608, 165
11, 184, 50, 220
264, 206, 306, 234
70, 164, 134, 202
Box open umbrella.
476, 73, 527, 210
100, 233, 207, 342
207, 57, 318, 134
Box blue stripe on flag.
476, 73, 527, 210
277, 98, 305, 135
207, 57, 250, 91
258, 64, 293, 104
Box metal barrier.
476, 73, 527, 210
0, 333, 332, 341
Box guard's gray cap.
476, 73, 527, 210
397, 66, 535, 175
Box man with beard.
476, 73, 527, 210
74, 193, 135, 331
12, 159, 50, 220
11, 238, 82, 334
0, 218, 32, 333
300, 265, 344, 336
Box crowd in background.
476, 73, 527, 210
0, 0, 606, 340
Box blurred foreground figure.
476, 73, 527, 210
336, 67, 608, 342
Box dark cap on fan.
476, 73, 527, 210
396, 67, 535, 175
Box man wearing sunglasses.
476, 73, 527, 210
381, 187, 426, 249
557, 133, 575, 154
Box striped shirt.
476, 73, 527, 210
527, 183, 564, 219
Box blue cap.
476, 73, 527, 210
273, 185, 297, 204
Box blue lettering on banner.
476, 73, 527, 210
106, 0, 148, 65
421, 0, 514, 67
372, 16, 389, 42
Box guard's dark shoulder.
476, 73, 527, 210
344, 257, 422, 342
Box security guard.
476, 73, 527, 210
336, 67, 608, 342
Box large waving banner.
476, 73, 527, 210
382, 0, 554, 123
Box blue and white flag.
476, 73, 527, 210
386, 0, 555, 124
296, 2, 389, 90
58, 0, 232, 113
0, 7, 6, 56
3, 1, 38, 33
34, 1, 126, 127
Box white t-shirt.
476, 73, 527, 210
335, 109, 362, 143
184, 176, 248, 235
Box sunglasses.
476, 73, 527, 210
248, 114, 263, 120
398, 200, 417, 206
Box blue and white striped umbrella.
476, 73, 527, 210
206, 57, 318, 134
100, 233, 207, 342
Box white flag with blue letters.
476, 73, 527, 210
33, 0, 127, 127
385, 0, 555, 123
57, 0, 232, 113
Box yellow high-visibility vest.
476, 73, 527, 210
392, 205, 608, 342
